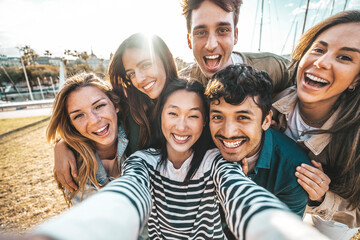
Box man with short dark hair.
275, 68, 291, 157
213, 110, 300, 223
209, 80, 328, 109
180, 0, 293, 95
205, 64, 311, 217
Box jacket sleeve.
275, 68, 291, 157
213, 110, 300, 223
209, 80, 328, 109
277, 182, 308, 217
306, 191, 360, 228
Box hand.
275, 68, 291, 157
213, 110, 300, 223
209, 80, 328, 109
240, 158, 249, 175
295, 160, 331, 202
54, 140, 78, 192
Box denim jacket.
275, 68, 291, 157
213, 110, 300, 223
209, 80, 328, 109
71, 124, 129, 204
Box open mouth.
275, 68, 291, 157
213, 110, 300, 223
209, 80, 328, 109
93, 124, 109, 136
144, 81, 155, 91
304, 73, 329, 88
219, 138, 246, 150
172, 133, 190, 143
204, 55, 221, 71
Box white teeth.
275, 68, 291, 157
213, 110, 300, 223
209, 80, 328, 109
306, 73, 328, 83
144, 81, 155, 90
95, 125, 107, 133
223, 140, 243, 148
173, 134, 189, 141
205, 55, 220, 60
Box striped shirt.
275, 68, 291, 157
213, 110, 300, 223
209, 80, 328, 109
120, 148, 289, 239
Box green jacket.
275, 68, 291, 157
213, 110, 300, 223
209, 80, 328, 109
250, 128, 311, 216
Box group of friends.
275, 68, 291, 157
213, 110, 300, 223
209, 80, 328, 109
23, 0, 360, 239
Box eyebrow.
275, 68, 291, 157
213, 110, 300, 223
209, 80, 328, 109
193, 21, 232, 31
210, 109, 253, 114
69, 98, 104, 115
125, 59, 150, 73
318, 41, 360, 54
167, 105, 202, 111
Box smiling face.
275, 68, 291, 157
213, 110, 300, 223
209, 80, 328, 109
209, 97, 271, 162
67, 86, 119, 150
122, 47, 167, 99
161, 89, 205, 163
188, 0, 238, 79
297, 23, 360, 108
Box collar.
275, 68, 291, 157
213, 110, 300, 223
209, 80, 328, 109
272, 87, 339, 155
253, 129, 273, 174
272, 86, 298, 115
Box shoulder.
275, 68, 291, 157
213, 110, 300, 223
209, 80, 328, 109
127, 148, 160, 167
178, 62, 198, 79
197, 148, 223, 171
241, 52, 290, 64
268, 129, 311, 165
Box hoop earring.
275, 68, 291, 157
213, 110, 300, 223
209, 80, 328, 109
348, 86, 356, 92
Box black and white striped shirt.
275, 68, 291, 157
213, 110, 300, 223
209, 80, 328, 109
120, 148, 288, 239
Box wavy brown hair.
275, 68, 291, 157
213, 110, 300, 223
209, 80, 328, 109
181, 0, 243, 33
291, 10, 360, 209
108, 33, 178, 150
46, 73, 121, 206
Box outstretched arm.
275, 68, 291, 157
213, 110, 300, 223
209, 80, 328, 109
54, 140, 78, 192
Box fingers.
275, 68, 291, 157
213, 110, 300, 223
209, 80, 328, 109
69, 157, 78, 178
299, 163, 331, 184
311, 160, 323, 172
295, 162, 330, 202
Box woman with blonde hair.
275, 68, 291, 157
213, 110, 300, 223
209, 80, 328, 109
47, 72, 128, 205
272, 10, 360, 239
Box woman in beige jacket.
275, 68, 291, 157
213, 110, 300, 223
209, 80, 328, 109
272, 10, 360, 240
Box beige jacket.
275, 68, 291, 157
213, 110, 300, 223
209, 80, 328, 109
272, 86, 360, 228
179, 51, 295, 95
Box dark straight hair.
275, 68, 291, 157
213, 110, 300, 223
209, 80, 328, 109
153, 78, 211, 183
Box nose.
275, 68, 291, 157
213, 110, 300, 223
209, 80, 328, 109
205, 33, 218, 52
175, 117, 188, 132
222, 119, 238, 138
89, 111, 101, 124
134, 69, 146, 84
314, 53, 331, 69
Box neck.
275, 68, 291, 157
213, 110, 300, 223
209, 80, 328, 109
167, 149, 193, 169
299, 101, 334, 128
96, 141, 117, 160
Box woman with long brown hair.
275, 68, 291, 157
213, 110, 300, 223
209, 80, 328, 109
272, 10, 360, 239
53, 33, 179, 193
47, 72, 128, 205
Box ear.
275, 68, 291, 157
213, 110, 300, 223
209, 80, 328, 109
234, 27, 238, 45
187, 33, 192, 50
116, 107, 120, 113
349, 76, 360, 90
261, 110, 273, 131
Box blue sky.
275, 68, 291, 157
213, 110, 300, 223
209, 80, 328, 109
0, 0, 359, 62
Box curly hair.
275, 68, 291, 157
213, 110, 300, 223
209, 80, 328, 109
205, 64, 273, 121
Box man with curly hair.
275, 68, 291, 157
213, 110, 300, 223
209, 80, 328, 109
205, 64, 312, 219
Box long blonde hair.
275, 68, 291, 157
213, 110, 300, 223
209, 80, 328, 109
47, 73, 121, 206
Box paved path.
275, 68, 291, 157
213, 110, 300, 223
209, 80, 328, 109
0, 107, 52, 119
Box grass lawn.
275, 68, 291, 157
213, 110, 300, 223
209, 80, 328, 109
0, 116, 50, 136
0, 116, 67, 234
